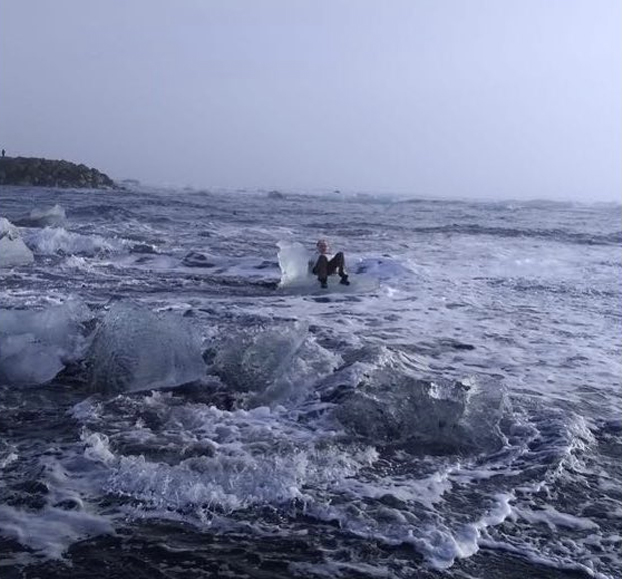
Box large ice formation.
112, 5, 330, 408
87, 302, 206, 394
277, 241, 313, 286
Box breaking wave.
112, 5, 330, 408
24, 226, 126, 256
14, 203, 67, 228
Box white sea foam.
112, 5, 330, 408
0, 504, 114, 560
0, 438, 116, 560
82, 432, 116, 465
73, 392, 378, 519
61, 255, 93, 271
479, 536, 615, 579
515, 505, 600, 531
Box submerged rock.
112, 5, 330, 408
267, 190, 285, 199
182, 251, 217, 268
0, 157, 115, 189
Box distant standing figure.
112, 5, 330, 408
312, 239, 350, 289
1, 149, 5, 157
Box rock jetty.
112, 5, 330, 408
0, 156, 115, 189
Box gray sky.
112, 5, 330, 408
1, 1, 620, 201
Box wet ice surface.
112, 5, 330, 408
0, 185, 621, 579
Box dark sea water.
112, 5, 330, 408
0, 186, 620, 578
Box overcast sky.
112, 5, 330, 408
0, 1, 620, 200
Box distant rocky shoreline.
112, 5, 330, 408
0, 156, 116, 189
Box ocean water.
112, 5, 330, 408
0, 185, 620, 579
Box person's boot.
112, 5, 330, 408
319, 278, 328, 289
339, 274, 350, 286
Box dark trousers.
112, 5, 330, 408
312, 252, 346, 281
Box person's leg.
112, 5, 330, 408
327, 252, 343, 275
328, 252, 350, 284
313, 255, 329, 287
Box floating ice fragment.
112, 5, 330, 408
0, 299, 92, 386
277, 240, 312, 286
0, 333, 65, 385
209, 321, 341, 407
0, 217, 34, 267
87, 301, 206, 393
322, 346, 508, 451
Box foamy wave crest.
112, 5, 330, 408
107, 439, 367, 514
74, 392, 378, 517
60, 255, 94, 271
15, 203, 67, 227
87, 301, 206, 394
24, 226, 125, 256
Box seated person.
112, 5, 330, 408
312, 239, 350, 288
